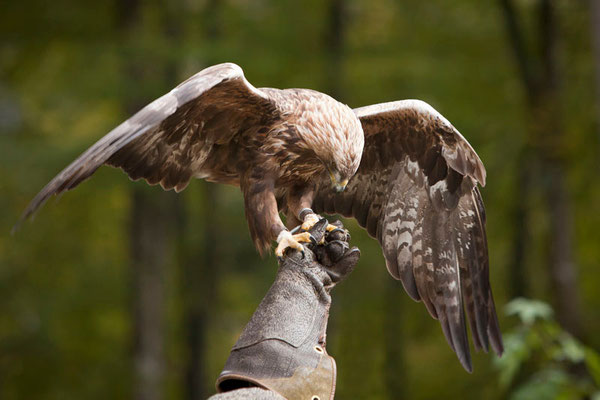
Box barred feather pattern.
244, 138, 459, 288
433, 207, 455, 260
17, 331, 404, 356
15, 63, 279, 227
312, 100, 503, 372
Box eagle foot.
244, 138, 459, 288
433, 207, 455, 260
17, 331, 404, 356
301, 213, 321, 231
301, 213, 339, 236
275, 230, 316, 259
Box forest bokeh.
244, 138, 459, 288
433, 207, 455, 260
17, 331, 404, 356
1, 0, 598, 399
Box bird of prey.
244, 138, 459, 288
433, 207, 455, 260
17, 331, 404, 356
16, 62, 502, 371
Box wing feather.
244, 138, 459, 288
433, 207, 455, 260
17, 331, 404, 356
312, 100, 503, 371
15, 63, 278, 230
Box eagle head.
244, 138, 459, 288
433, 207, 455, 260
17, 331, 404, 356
291, 93, 364, 192
320, 106, 364, 193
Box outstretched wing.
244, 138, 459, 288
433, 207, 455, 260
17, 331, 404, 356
311, 100, 502, 372
16, 63, 279, 229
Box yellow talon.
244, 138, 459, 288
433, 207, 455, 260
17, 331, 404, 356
301, 213, 338, 234
293, 231, 313, 243
301, 213, 321, 231
275, 231, 314, 258
326, 224, 338, 232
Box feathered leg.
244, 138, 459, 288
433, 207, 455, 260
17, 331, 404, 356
287, 185, 338, 233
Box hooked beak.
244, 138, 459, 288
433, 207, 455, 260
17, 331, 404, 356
334, 181, 348, 192
331, 174, 348, 193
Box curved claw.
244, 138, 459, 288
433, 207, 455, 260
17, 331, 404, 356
275, 231, 314, 258
326, 224, 340, 232
327, 227, 349, 242
301, 213, 321, 231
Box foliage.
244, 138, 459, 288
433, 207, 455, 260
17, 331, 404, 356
496, 298, 600, 400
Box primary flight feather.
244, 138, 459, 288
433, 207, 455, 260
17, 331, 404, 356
16, 62, 503, 371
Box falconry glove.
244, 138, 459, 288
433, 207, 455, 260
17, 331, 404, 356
215, 219, 360, 400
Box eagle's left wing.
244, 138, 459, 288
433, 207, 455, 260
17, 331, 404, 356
311, 100, 502, 372
14, 63, 279, 232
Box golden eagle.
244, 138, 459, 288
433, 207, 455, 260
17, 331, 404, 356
16, 63, 503, 371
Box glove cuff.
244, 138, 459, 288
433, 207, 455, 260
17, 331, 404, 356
216, 342, 336, 400
216, 252, 336, 399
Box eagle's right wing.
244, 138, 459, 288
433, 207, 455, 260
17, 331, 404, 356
15, 63, 279, 231
312, 100, 502, 372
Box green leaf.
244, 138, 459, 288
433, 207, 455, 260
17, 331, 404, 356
585, 347, 600, 386
509, 368, 577, 400
495, 331, 531, 387
505, 298, 554, 325
555, 334, 585, 363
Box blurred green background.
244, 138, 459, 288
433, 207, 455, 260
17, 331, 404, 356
1, 0, 599, 399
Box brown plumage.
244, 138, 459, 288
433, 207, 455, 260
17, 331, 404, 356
16, 62, 503, 372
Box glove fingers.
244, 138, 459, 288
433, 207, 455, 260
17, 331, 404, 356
325, 240, 349, 262
306, 218, 328, 244
327, 247, 360, 283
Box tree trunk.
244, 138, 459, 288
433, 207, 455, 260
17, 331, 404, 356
324, 0, 346, 98
537, 0, 582, 338
117, 0, 173, 398
498, 0, 583, 337
508, 160, 531, 298
179, 185, 220, 400
131, 188, 174, 400
590, 0, 600, 145
546, 165, 581, 335
383, 280, 406, 398
179, 1, 223, 398
498, 0, 534, 299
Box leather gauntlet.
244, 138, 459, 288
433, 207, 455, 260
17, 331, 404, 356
216, 220, 359, 400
